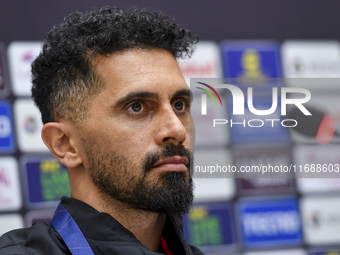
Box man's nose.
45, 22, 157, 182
154, 107, 187, 146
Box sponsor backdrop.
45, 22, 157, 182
1, 38, 340, 254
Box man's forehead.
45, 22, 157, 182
93, 48, 188, 97
95, 48, 179, 75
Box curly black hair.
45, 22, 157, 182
31, 6, 198, 124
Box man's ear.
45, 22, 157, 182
42, 122, 83, 168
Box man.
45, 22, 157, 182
0, 6, 203, 255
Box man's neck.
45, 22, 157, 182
71, 188, 166, 252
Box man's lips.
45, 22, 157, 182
152, 156, 189, 171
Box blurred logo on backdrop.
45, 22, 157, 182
21, 156, 70, 209
232, 146, 295, 195
183, 203, 236, 253
0, 101, 15, 153
23, 116, 37, 134
0, 157, 21, 211
302, 197, 340, 245
221, 41, 282, 87
238, 198, 302, 248
282, 41, 340, 79
8, 41, 42, 96
14, 99, 48, 153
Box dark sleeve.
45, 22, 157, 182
188, 243, 205, 255
0, 222, 71, 255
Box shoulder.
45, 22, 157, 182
0, 221, 70, 255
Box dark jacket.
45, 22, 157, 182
0, 197, 204, 255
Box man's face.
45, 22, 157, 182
80, 48, 193, 215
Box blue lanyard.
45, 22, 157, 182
50, 203, 95, 255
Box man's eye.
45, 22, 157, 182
173, 101, 185, 111
129, 102, 143, 112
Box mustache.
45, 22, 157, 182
143, 143, 192, 174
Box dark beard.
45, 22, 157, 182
82, 137, 194, 215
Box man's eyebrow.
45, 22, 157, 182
172, 89, 192, 101
114, 89, 192, 109
114, 91, 159, 109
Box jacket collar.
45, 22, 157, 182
60, 196, 189, 254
